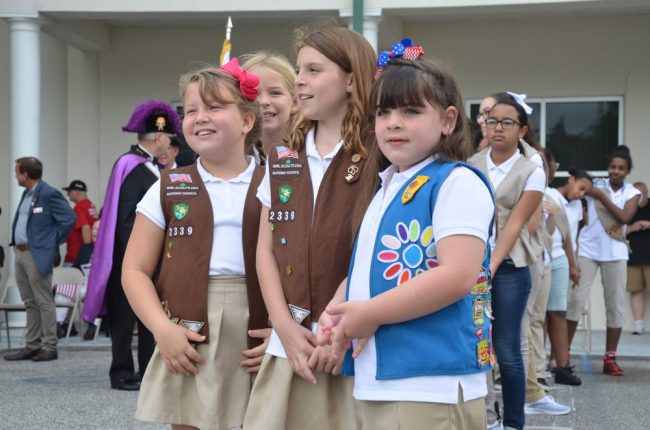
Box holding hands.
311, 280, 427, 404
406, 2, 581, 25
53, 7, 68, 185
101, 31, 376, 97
306, 299, 378, 377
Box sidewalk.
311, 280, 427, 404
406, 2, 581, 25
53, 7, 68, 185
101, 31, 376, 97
1, 329, 649, 429
3, 328, 649, 357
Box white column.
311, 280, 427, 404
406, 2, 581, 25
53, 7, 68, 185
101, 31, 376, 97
339, 8, 382, 53
362, 17, 380, 53
7, 17, 41, 267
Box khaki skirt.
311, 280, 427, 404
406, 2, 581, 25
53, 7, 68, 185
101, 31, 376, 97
243, 354, 356, 430
136, 276, 251, 430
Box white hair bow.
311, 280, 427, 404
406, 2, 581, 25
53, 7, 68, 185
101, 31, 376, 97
506, 91, 533, 115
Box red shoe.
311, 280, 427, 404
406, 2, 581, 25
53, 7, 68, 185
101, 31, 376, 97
603, 355, 624, 376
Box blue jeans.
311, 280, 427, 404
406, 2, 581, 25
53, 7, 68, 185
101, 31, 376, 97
492, 261, 532, 430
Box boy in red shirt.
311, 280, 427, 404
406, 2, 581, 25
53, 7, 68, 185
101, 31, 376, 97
62, 180, 97, 266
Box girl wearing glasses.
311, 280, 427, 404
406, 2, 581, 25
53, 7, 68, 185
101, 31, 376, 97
470, 92, 546, 430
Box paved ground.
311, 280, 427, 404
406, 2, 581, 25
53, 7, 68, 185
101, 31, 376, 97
0, 330, 648, 429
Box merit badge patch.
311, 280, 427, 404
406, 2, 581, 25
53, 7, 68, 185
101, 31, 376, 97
473, 298, 485, 326
276, 145, 299, 159
471, 267, 490, 295
278, 184, 293, 203
401, 176, 430, 204
168, 173, 192, 183
477, 339, 490, 367
180, 320, 204, 333
289, 304, 310, 324
173, 203, 189, 220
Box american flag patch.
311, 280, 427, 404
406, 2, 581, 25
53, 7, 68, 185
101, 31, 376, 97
276, 146, 299, 159
54, 283, 78, 300
169, 173, 192, 183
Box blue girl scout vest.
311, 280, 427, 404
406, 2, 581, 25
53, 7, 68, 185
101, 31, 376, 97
342, 160, 495, 379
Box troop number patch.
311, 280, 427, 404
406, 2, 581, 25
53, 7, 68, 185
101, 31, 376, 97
168, 225, 194, 237
268, 210, 296, 222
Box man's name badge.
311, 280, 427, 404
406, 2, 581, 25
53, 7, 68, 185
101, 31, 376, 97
180, 319, 204, 333
288, 304, 310, 324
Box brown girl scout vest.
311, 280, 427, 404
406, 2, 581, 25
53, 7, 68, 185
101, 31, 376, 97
267, 143, 366, 327
155, 162, 268, 346
471, 148, 540, 267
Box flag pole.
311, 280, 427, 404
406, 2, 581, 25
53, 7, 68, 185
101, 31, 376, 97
220, 16, 233, 65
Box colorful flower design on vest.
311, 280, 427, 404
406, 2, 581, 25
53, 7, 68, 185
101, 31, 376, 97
377, 219, 437, 285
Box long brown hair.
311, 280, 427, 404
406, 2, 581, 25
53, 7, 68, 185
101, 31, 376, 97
289, 24, 376, 155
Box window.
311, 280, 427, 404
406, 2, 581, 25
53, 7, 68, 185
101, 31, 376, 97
467, 97, 623, 177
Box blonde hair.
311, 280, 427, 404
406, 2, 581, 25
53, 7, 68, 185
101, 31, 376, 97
179, 64, 262, 154
289, 24, 376, 155
240, 52, 303, 159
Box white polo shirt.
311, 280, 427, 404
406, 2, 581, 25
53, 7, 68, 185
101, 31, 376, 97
578, 181, 641, 262
258, 127, 344, 359
348, 156, 494, 404
136, 156, 256, 275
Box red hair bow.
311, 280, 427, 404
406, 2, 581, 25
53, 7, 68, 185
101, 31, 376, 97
220, 58, 260, 101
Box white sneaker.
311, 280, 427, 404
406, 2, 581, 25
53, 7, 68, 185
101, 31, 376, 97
633, 320, 644, 335
486, 420, 504, 430
524, 395, 571, 415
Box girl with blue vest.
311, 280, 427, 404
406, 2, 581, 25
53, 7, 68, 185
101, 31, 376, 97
323, 46, 496, 429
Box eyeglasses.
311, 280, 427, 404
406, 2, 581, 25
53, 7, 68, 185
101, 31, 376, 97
485, 118, 522, 129
476, 109, 491, 122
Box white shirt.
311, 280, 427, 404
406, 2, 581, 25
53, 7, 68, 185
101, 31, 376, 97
348, 157, 494, 404
546, 187, 583, 259
578, 181, 641, 261
486, 148, 546, 253
136, 156, 256, 275
260, 128, 344, 358
138, 144, 161, 178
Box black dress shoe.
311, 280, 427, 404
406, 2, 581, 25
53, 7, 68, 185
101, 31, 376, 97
4, 348, 41, 361
31, 349, 58, 362
111, 379, 141, 391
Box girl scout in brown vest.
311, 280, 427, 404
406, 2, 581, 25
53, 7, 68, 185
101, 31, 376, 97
243, 26, 376, 430
470, 93, 546, 430
121, 59, 268, 429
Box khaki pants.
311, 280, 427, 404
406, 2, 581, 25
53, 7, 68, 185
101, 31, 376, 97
529, 262, 552, 379
525, 331, 546, 403
14, 249, 57, 351
567, 257, 626, 328
355, 387, 486, 430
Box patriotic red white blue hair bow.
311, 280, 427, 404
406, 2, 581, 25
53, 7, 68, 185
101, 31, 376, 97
374, 38, 425, 79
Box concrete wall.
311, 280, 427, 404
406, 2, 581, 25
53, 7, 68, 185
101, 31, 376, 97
92, 25, 294, 198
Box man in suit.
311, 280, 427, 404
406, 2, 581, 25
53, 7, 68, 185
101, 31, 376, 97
83, 100, 180, 390
5, 157, 76, 362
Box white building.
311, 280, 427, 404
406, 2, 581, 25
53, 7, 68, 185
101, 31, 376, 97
1, 0, 649, 331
